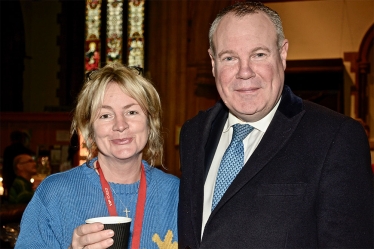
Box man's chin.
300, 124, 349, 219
231, 109, 261, 122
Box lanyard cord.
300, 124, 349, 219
97, 160, 147, 249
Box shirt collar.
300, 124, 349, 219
223, 97, 282, 133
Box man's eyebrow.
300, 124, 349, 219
251, 46, 271, 53
217, 50, 236, 58
217, 47, 271, 58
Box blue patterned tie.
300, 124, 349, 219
212, 123, 254, 210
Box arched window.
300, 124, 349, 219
84, 0, 145, 73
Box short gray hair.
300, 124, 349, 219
209, 1, 285, 56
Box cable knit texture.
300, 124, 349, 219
15, 158, 179, 249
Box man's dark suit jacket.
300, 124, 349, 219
178, 86, 373, 248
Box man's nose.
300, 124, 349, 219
236, 60, 256, 79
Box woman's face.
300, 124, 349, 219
93, 82, 149, 162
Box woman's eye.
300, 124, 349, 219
99, 114, 110, 119
127, 110, 138, 115
99, 114, 111, 119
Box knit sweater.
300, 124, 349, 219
15, 158, 179, 249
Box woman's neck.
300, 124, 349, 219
95, 156, 142, 184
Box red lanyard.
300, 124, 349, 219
96, 160, 147, 249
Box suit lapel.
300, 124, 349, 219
209, 86, 305, 218
204, 104, 228, 181
190, 101, 227, 245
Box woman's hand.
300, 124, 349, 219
70, 222, 114, 249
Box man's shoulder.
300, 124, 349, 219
297, 100, 367, 139
183, 101, 225, 127
10, 177, 25, 189
302, 100, 349, 122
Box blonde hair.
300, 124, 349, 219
71, 63, 163, 166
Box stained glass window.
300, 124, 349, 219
85, 0, 145, 70
85, 0, 101, 72
127, 0, 145, 68
106, 0, 123, 64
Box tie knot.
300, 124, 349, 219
232, 123, 253, 141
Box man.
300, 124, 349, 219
178, 2, 373, 248
9, 154, 37, 204
2, 130, 34, 193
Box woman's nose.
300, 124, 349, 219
113, 116, 129, 132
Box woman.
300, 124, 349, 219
15, 63, 179, 249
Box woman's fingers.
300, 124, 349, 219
75, 222, 103, 236
71, 223, 114, 249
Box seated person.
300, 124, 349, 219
2, 130, 35, 193
8, 154, 37, 204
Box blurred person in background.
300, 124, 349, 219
9, 154, 37, 204
2, 130, 35, 196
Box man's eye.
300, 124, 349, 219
224, 57, 233, 61
255, 53, 266, 58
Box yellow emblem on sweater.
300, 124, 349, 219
152, 230, 178, 249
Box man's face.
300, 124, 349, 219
18, 155, 37, 175
209, 12, 288, 122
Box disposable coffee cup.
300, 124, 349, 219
86, 216, 131, 249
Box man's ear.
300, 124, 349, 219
15, 163, 22, 173
280, 39, 289, 70
208, 48, 216, 77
